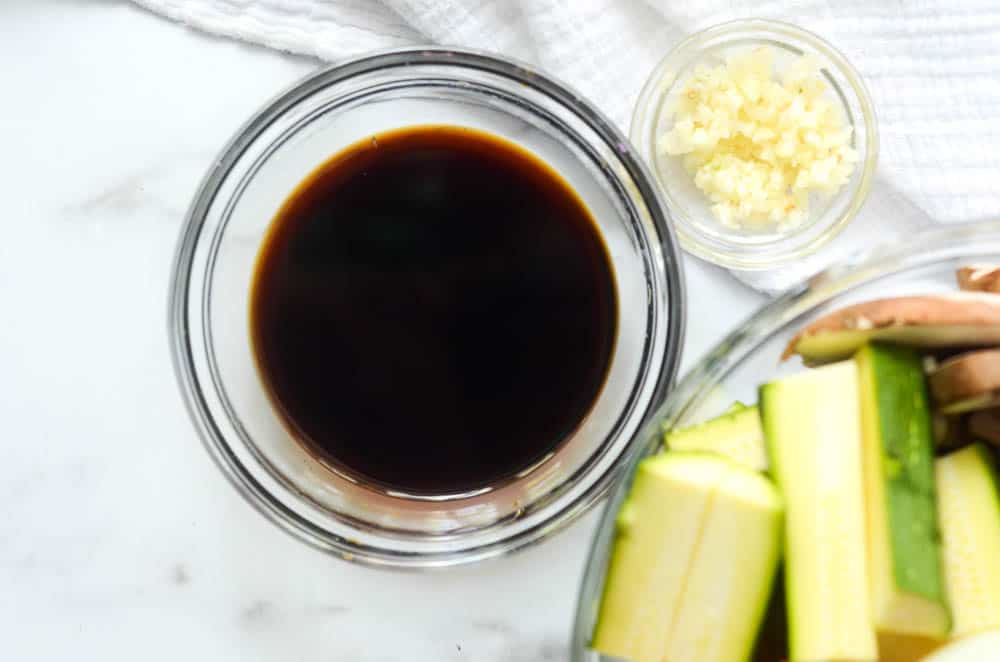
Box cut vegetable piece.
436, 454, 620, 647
592, 453, 783, 662
941, 392, 1000, 415
666, 464, 783, 662
930, 349, 1000, 414
856, 344, 950, 639
930, 350, 1000, 403
935, 443, 1000, 638
923, 630, 1000, 662
957, 265, 1000, 293
782, 294, 1000, 364
969, 408, 1000, 446
664, 403, 768, 471
593, 453, 724, 662
760, 362, 877, 661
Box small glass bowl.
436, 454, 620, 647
571, 219, 1000, 660
631, 19, 879, 270
168, 48, 686, 568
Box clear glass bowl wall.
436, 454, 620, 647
169, 49, 686, 568
631, 19, 878, 269
571, 220, 1000, 659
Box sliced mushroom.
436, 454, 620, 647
783, 293, 1000, 364
930, 349, 1000, 414
968, 408, 1000, 446
958, 266, 1000, 293
940, 393, 1000, 415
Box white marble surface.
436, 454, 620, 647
0, 2, 763, 659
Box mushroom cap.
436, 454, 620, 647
930, 349, 1000, 405
957, 266, 1000, 293
784, 293, 1000, 364
968, 408, 1000, 445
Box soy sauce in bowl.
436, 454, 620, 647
250, 125, 618, 496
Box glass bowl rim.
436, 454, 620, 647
630, 18, 880, 270
167, 46, 687, 568
571, 218, 1000, 654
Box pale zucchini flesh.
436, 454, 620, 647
665, 466, 782, 662
935, 443, 1000, 639
664, 403, 768, 471
760, 361, 877, 661
593, 454, 723, 662
856, 344, 950, 639
592, 453, 782, 662
796, 324, 1000, 364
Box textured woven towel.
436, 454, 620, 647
131, 0, 1000, 292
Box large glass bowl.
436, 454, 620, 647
168, 48, 685, 568
571, 220, 1000, 659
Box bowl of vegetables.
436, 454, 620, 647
572, 220, 1000, 662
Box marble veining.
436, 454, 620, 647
69, 160, 192, 220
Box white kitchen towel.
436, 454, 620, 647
130, 0, 1000, 293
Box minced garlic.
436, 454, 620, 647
658, 47, 858, 229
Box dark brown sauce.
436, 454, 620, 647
250, 126, 617, 494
